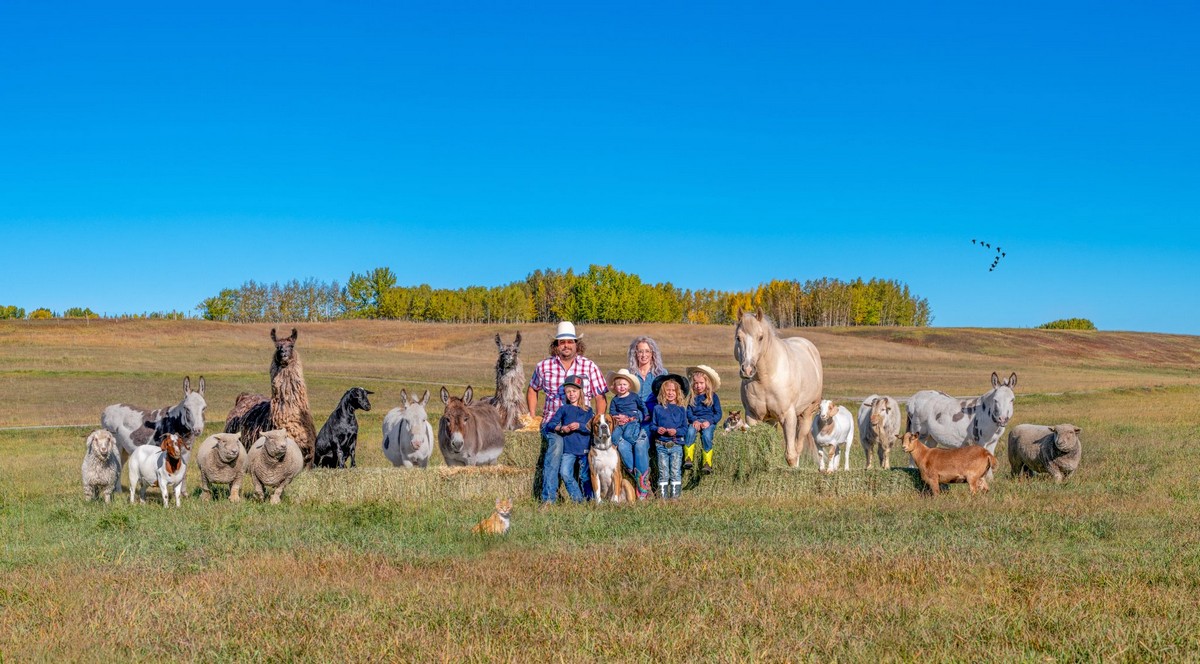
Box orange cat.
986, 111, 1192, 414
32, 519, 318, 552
471, 497, 512, 535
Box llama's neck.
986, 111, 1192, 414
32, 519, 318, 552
272, 361, 310, 408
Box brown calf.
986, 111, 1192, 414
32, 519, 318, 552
902, 433, 997, 496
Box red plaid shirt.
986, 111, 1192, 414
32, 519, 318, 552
529, 355, 608, 422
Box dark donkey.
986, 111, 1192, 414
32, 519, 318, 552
438, 386, 506, 466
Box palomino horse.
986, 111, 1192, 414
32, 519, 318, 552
906, 372, 1017, 457
438, 386, 506, 466
734, 309, 824, 467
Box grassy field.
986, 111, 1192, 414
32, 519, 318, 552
2, 319, 1199, 661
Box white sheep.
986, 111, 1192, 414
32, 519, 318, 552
246, 429, 304, 504
812, 400, 855, 472
82, 429, 122, 503
195, 432, 247, 501
128, 433, 189, 507
1008, 423, 1083, 483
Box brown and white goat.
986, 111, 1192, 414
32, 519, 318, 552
902, 432, 996, 496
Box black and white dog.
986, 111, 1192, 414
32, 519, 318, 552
313, 387, 373, 468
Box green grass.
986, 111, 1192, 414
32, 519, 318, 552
1, 320, 1199, 660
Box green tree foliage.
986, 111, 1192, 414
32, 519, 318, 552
0, 305, 25, 320
1038, 318, 1096, 330
28, 308, 54, 319
197, 265, 932, 326
345, 268, 397, 319
196, 279, 344, 322
62, 307, 98, 319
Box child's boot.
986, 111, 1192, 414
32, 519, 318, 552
670, 481, 682, 499
658, 482, 668, 500
702, 449, 714, 474
683, 444, 697, 470
637, 471, 651, 500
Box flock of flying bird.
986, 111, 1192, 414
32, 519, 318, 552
972, 239, 1006, 272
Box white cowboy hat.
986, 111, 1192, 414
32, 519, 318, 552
686, 364, 721, 392
555, 321, 580, 340
606, 368, 642, 394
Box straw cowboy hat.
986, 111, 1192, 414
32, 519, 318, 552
651, 373, 690, 397
686, 364, 721, 392
555, 321, 580, 340
606, 368, 642, 394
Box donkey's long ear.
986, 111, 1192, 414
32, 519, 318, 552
463, 386, 473, 405
1007, 372, 1017, 388
400, 388, 410, 404
270, 328, 278, 343
198, 376, 205, 397
991, 372, 1000, 388
419, 390, 430, 407
289, 328, 298, 342
440, 387, 450, 405
495, 333, 503, 349
183, 376, 192, 395
514, 331, 521, 349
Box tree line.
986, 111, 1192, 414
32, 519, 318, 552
193, 265, 932, 327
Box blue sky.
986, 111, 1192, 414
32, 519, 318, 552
2, 1, 1197, 333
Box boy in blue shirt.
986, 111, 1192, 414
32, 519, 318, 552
607, 368, 650, 499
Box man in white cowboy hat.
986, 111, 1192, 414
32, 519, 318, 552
527, 321, 608, 505
684, 364, 723, 474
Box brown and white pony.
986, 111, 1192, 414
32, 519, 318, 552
438, 386, 505, 466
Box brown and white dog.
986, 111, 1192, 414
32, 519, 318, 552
588, 413, 637, 503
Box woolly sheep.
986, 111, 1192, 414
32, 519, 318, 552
195, 432, 247, 501
246, 429, 304, 504
1007, 423, 1082, 483
82, 429, 121, 503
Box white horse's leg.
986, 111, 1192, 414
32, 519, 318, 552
797, 402, 819, 465
781, 408, 800, 468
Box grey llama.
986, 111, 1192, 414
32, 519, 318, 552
485, 332, 529, 430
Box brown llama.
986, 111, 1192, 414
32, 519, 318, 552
224, 328, 317, 467
484, 332, 529, 430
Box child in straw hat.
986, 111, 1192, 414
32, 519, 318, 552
607, 368, 651, 499
684, 365, 723, 474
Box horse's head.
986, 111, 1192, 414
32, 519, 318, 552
440, 386, 475, 454
985, 372, 1018, 427
345, 387, 374, 412
495, 333, 522, 373
177, 376, 207, 436
734, 309, 769, 380
270, 328, 299, 366
399, 389, 432, 451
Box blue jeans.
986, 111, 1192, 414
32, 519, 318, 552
560, 452, 590, 503
684, 423, 716, 451
614, 422, 650, 478
540, 431, 564, 503
656, 443, 683, 484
